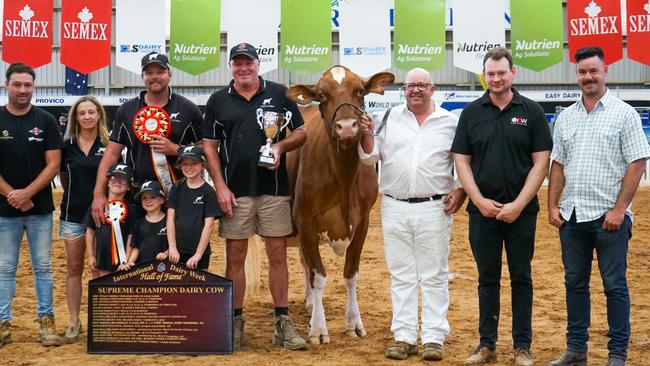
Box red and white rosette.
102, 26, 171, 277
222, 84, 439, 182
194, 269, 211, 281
104, 199, 129, 266
132, 106, 176, 194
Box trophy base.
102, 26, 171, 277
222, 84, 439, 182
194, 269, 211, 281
258, 155, 275, 168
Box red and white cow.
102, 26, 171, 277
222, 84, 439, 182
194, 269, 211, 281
286, 65, 394, 344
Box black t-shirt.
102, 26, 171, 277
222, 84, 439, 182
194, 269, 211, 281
451, 89, 552, 214
131, 215, 168, 264
83, 203, 136, 272
0, 106, 63, 217
203, 77, 305, 197
109, 88, 204, 185
60, 137, 105, 223
167, 180, 220, 256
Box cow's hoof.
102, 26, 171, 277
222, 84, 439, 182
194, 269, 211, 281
305, 303, 313, 314
344, 326, 367, 337
309, 334, 330, 344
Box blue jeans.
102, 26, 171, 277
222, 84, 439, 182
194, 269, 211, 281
559, 212, 631, 360
0, 214, 54, 321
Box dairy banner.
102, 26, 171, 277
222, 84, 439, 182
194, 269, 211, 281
567, 0, 622, 64
2, 0, 53, 68
60, 0, 112, 74
116, 0, 166, 75
626, 0, 650, 66
452, 0, 506, 74
169, 0, 221, 75
280, 0, 331, 74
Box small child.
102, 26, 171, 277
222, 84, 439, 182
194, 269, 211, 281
167, 145, 221, 270
119, 180, 168, 271
85, 163, 134, 277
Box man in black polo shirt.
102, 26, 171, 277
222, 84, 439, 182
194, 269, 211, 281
451, 47, 552, 366
203, 43, 307, 351
0, 63, 63, 347
91, 52, 203, 226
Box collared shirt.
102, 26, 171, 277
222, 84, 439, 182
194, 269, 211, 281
203, 77, 305, 198
451, 88, 552, 214
110, 87, 204, 185
551, 89, 650, 222
358, 102, 458, 199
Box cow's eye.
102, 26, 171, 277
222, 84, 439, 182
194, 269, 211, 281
357, 89, 366, 98
318, 92, 327, 101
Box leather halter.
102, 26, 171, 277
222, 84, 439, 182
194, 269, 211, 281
318, 101, 366, 132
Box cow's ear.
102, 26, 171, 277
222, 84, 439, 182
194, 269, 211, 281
286, 85, 317, 105
364, 72, 395, 95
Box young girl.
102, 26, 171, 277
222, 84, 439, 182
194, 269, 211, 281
119, 180, 168, 270
167, 145, 221, 270
85, 163, 134, 277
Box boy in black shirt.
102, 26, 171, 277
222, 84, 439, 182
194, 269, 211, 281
120, 180, 168, 270
167, 145, 220, 269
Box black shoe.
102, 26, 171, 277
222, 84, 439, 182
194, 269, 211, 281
546, 351, 587, 366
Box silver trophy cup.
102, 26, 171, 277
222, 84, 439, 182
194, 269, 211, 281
257, 110, 292, 167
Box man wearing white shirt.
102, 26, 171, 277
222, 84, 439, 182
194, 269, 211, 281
358, 68, 466, 361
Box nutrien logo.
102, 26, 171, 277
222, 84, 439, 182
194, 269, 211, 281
569, 1, 618, 36
62, 6, 108, 41
4, 5, 49, 38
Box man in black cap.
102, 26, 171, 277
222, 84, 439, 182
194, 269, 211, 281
91, 51, 204, 226
203, 43, 307, 350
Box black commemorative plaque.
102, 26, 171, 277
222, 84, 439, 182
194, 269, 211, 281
88, 260, 233, 354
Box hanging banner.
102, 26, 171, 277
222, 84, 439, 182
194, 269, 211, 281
567, 0, 622, 64
116, 0, 166, 75
452, 0, 506, 74
510, 0, 563, 71
280, 0, 331, 74
2, 0, 53, 68
626, 0, 650, 66
169, 0, 221, 75
394, 0, 445, 71
226, 0, 279, 75
339, 0, 391, 77
60, 0, 112, 74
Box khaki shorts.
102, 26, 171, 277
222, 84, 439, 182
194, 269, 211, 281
219, 195, 293, 239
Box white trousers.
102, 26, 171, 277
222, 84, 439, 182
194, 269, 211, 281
381, 196, 452, 345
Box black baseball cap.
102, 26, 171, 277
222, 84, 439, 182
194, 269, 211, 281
134, 180, 166, 200
107, 163, 134, 181
177, 145, 206, 164
141, 52, 171, 71
229, 43, 259, 61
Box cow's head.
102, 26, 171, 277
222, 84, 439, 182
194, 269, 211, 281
287, 65, 394, 143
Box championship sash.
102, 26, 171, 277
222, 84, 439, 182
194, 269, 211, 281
133, 106, 176, 194
104, 200, 128, 266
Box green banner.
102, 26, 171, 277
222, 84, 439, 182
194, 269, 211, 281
510, 0, 563, 71
394, 0, 446, 71
280, 0, 331, 74
169, 0, 220, 75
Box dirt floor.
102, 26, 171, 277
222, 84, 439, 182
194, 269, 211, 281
2, 187, 649, 365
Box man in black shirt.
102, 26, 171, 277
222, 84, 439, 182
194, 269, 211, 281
451, 47, 552, 366
203, 43, 307, 350
91, 52, 203, 226
0, 63, 63, 347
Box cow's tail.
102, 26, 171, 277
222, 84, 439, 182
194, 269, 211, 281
244, 235, 264, 295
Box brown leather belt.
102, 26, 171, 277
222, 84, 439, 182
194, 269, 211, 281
385, 194, 444, 203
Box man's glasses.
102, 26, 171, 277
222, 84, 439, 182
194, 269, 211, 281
403, 83, 432, 91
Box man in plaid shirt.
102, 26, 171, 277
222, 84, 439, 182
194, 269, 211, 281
548, 47, 650, 366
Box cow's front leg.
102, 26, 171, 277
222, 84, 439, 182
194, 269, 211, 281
343, 272, 366, 337
309, 271, 330, 344
299, 248, 313, 313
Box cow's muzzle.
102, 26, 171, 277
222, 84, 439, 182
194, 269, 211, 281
335, 118, 359, 140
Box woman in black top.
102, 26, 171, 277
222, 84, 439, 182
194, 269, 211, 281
58, 96, 109, 343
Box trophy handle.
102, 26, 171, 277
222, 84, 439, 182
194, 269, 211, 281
256, 109, 264, 129
280, 111, 292, 130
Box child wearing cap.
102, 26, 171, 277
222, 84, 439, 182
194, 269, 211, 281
119, 180, 168, 271
85, 163, 135, 277
167, 145, 221, 270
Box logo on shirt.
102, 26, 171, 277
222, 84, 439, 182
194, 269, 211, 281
511, 117, 528, 126
0, 130, 12, 140
262, 98, 273, 106
95, 147, 106, 156
28, 127, 44, 136
170, 112, 180, 120
193, 195, 204, 204
158, 227, 167, 236
28, 136, 44, 142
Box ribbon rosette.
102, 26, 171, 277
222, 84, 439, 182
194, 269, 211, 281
104, 199, 129, 265
133, 106, 171, 143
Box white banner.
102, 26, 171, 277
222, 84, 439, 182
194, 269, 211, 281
452, 0, 506, 74
115, 0, 166, 75
225, 0, 279, 75
338, 0, 391, 77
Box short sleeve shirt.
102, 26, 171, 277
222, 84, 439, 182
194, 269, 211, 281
60, 137, 105, 223
451, 89, 552, 213
167, 181, 220, 255
131, 215, 168, 264
203, 77, 305, 197
0, 106, 63, 216
109, 88, 204, 185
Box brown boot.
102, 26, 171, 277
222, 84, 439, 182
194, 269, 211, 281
423, 342, 444, 361
36, 316, 61, 347
233, 315, 245, 350
0, 320, 11, 348
272, 315, 307, 350
514, 348, 533, 366
465, 345, 497, 365
386, 341, 417, 360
